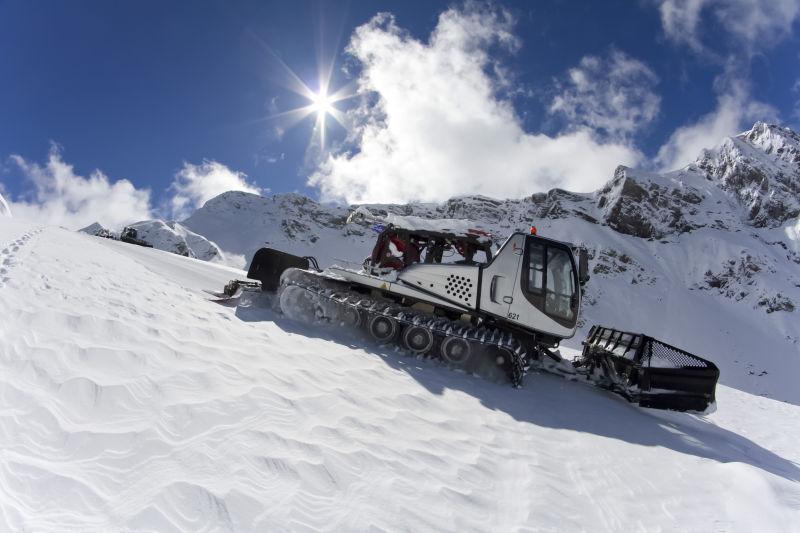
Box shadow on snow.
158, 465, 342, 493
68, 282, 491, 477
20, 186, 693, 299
230, 296, 800, 485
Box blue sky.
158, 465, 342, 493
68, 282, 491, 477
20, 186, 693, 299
1, 0, 798, 228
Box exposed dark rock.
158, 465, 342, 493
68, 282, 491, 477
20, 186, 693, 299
757, 294, 795, 313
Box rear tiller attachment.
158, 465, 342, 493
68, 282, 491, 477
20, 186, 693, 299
222, 248, 321, 297
576, 326, 720, 412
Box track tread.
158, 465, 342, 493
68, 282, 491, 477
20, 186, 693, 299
283, 274, 528, 387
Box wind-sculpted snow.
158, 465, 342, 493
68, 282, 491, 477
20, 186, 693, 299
1, 219, 800, 531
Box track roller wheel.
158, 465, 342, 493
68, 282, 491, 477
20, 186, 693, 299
368, 314, 399, 342
337, 304, 362, 328
440, 336, 472, 366
401, 325, 435, 355
279, 284, 321, 323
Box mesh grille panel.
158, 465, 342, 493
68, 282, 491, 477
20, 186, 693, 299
648, 340, 712, 369
445, 274, 474, 303
586, 326, 713, 369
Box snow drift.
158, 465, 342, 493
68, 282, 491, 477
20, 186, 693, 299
1, 218, 799, 531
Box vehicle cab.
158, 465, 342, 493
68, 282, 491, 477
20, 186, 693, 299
479, 231, 587, 340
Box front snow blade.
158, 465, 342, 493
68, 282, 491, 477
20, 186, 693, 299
246, 248, 312, 292
578, 325, 719, 412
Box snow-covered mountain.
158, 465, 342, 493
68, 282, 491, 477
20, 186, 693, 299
182, 122, 800, 405
2, 217, 799, 532
125, 219, 226, 262
80, 219, 233, 264
183, 192, 357, 267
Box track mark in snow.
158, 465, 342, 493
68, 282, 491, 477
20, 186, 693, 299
0, 227, 43, 288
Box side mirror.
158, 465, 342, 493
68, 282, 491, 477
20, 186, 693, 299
577, 247, 590, 286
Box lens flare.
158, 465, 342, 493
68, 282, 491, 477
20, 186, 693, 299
309, 90, 335, 116
248, 39, 355, 152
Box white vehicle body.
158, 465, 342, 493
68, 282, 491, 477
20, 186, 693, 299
331, 232, 580, 340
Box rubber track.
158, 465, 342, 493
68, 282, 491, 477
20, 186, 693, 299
282, 277, 527, 387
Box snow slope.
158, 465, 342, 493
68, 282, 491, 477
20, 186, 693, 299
79, 219, 237, 266
2, 219, 800, 531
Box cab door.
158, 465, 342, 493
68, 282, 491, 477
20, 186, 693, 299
479, 233, 525, 319
508, 236, 579, 338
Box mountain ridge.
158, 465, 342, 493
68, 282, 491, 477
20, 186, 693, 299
182, 121, 800, 257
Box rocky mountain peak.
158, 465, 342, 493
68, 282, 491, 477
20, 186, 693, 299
742, 121, 800, 158
593, 165, 708, 239
694, 122, 800, 228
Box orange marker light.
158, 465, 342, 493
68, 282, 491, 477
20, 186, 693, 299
530, 226, 537, 235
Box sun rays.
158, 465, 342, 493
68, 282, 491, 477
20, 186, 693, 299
247, 31, 356, 155
296, 81, 352, 150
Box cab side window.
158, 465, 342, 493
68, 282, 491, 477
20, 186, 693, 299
527, 243, 545, 293
545, 247, 576, 321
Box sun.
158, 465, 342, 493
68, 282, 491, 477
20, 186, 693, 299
309, 90, 334, 116
250, 41, 355, 151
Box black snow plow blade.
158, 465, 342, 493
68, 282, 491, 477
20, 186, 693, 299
577, 326, 719, 412
246, 248, 315, 292
220, 248, 322, 298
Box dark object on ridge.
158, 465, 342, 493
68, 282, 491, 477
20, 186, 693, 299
120, 227, 153, 248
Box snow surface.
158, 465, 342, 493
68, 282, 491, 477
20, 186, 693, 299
2, 218, 800, 531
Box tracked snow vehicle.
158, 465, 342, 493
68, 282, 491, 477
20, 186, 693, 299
219, 213, 719, 412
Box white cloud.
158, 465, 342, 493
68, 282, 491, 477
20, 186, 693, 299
655, 82, 777, 170
4, 148, 264, 231
169, 160, 263, 220
7, 144, 152, 230
658, 0, 713, 53
549, 50, 660, 140
309, 6, 642, 204
657, 0, 800, 56
654, 0, 796, 169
